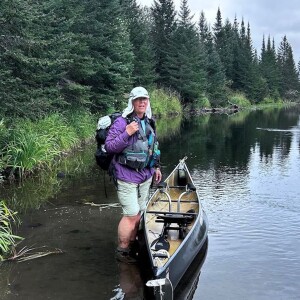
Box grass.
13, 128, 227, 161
150, 88, 182, 117
1, 110, 95, 180
0, 200, 23, 261
228, 92, 252, 107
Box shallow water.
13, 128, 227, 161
1, 106, 300, 299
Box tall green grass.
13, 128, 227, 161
0, 200, 23, 261
228, 93, 252, 107
2, 110, 95, 179
150, 88, 182, 117
0, 119, 8, 183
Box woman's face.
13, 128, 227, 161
133, 97, 149, 117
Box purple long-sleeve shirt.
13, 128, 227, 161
105, 116, 155, 184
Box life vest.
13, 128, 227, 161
117, 116, 160, 170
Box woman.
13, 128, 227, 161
105, 86, 162, 264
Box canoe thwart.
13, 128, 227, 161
146, 211, 198, 216
152, 252, 170, 258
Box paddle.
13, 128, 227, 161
151, 235, 170, 251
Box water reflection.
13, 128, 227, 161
0, 145, 96, 213
111, 264, 144, 300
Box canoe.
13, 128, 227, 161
139, 157, 208, 297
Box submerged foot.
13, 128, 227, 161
115, 247, 138, 264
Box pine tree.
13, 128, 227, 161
277, 35, 299, 100
199, 11, 210, 43
212, 10, 236, 85
27, 0, 94, 113
237, 21, 258, 100
74, 0, 134, 112
0, 0, 43, 118
259, 35, 281, 100
151, 0, 177, 87
213, 7, 223, 53
120, 0, 156, 87
169, 0, 207, 105
199, 11, 226, 106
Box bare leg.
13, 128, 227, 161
118, 214, 140, 249
130, 214, 141, 241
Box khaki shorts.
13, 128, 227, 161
117, 177, 152, 216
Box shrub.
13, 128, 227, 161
150, 88, 182, 117
229, 93, 252, 107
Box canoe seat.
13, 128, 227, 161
155, 212, 195, 239
155, 213, 194, 226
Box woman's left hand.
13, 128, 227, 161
154, 168, 162, 183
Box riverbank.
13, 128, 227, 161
0, 96, 296, 184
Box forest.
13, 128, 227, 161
1, 0, 300, 121
1, 0, 300, 180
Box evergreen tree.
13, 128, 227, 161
0, 0, 44, 118
199, 11, 210, 43
212, 10, 235, 85
199, 11, 226, 106
120, 0, 156, 87
75, 0, 134, 112
1, 0, 94, 118
151, 0, 177, 87
237, 21, 258, 100
277, 35, 299, 100
259, 35, 281, 99
169, 0, 207, 104
213, 7, 223, 53
231, 18, 250, 92
54, 0, 95, 109
28, 0, 94, 113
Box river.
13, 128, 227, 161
0, 106, 300, 299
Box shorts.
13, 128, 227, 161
117, 177, 152, 216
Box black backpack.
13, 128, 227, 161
95, 112, 122, 170
95, 112, 156, 171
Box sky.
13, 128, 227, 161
137, 0, 300, 64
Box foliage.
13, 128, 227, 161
0, 200, 23, 261
65, 110, 95, 140
169, 0, 207, 104
1, 111, 95, 179
150, 88, 182, 117
229, 93, 252, 107
194, 96, 211, 109
5, 126, 60, 178
1, 0, 300, 120
151, 0, 177, 87
121, 0, 156, 86
3, 145, 96, 213
277, 35, 300, 100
